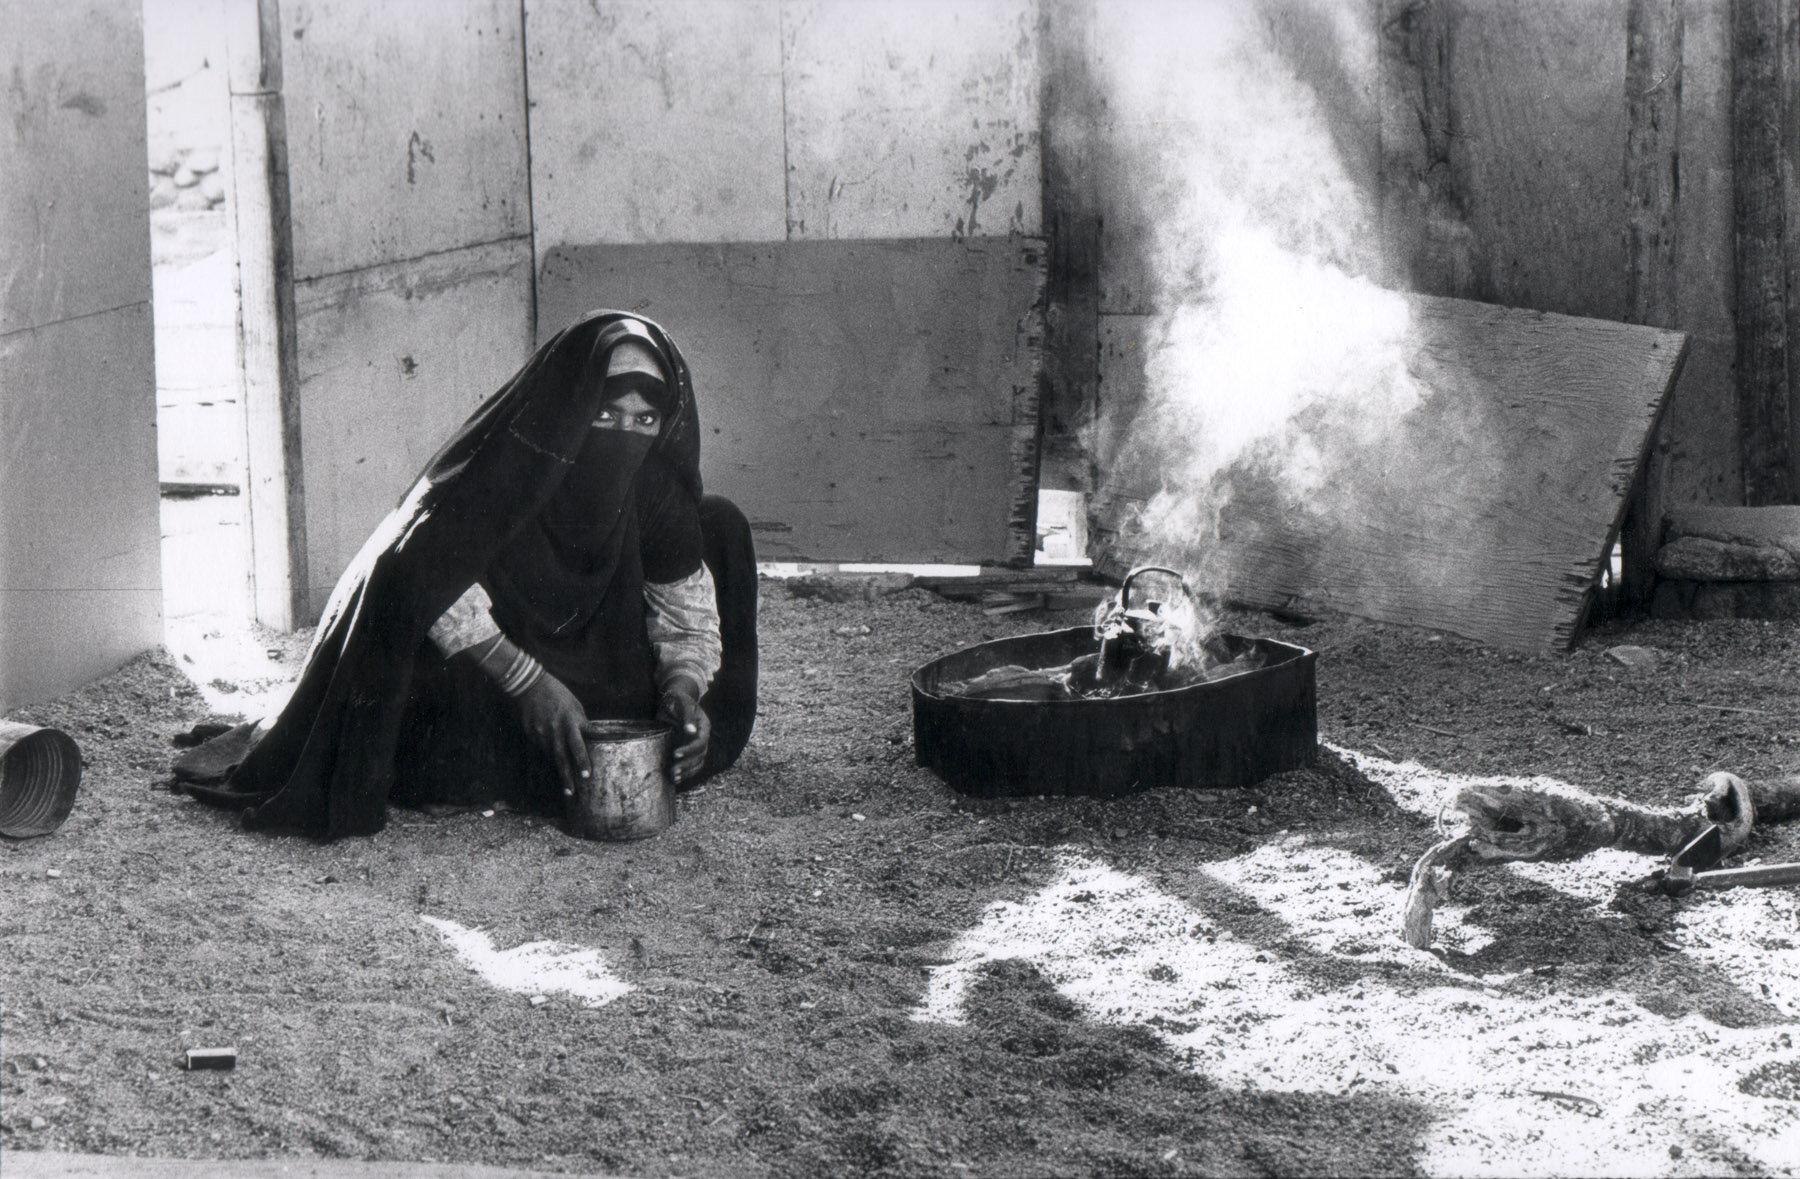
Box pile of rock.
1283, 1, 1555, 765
1651, 505, 1800, 619
149, 147, 226, 213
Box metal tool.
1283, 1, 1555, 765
1686, 862, 1800, 891
1660, 824, 1727, 896
1659, 823, 1800, 895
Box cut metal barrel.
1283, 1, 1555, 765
0, 722, 81, 839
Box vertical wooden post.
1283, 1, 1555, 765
225, 0, 307, 627
1619, 0, 1684, 609
1038, 0, 1102, 496
1732, 0, 1796, 505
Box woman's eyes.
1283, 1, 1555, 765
592, 409, 660, 429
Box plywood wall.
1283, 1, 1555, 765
279, 0, 535, 617
539, 238, 1046, 564
525, 0, 1041, 252
265, 0, 1049, 610
525, 0, 1048, 565
0, 0, 163, 710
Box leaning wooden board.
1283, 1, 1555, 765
1090, 294, 1688, 651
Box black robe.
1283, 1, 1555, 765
180, 311, 743, 839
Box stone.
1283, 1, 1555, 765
1653, 578, 1800, 620
199, 173, 226, 204
1650, 579, 1693, 619
186, 148, 220, 174
1604, 645, 1661, 671
175, 188, 212, 213
1655, 536, 1800, 582
1664, 504, 1800, 554
148, 176, 178, 211
786, 573, 913, 603
1690, 585, 1739, 620
172, 165, 199, 189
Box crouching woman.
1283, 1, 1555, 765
175, 311, 757, 838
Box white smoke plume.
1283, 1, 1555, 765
1090, 0, 1434, 622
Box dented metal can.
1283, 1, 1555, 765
569, 720, 676, 841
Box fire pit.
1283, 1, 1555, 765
911, 580, 1318, 797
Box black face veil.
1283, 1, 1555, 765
181, 311, 702, 838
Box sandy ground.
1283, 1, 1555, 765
4, 586, 1800, 1177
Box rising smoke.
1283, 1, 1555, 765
1088, 0, 1440, 630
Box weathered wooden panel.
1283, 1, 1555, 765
537, 238, 1047, 563
280, 0, 529, 281
783, 0, 1042, 240
1386, 0, 1632, 318
1091, 296, 1687, 652
0, 0, 153, 335
1, 307, 162, 710
1733, 0, 1795, 504
1091, 0, 1381, 316
1666, 0, 1741, 506
295, 238, 534, 618
1617, 0, 1683, 609
524, 0, 788, 247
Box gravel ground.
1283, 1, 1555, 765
3, 582, 1800, 1176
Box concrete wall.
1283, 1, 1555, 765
0, 0, 163, 711
279, 0, 535, 617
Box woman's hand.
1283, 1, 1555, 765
514, 673, 591, 796
657, 685, 711, 785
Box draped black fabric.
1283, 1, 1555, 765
382, 494, 757, 811
177, 311, 725, 839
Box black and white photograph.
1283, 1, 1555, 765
5, 0, 1800, 1175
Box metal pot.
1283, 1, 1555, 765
568, 720, 676, 841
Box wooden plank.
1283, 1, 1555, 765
0, 308, 163, 710
782, 0, 1042, 240
1625, 0, 1684, 329
1004, 323, 1046, 567
294, 238, 534, 619
536, 237, 1046, 565
1377, 0, 1474, 298
523, 0, 787, 247
226, 0, 308, 629
1665, 0, 1741, 506
1618, 0, 1684, 611
278, 0, 530, 281
1090, 294, 1688, 651
0, 0, 163, 709
0, 0, 155, 335
1732, 0, 1795, 504
1453, 0, 1632, 317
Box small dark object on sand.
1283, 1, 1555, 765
182, 1047, 236, 1071
170, 721, 237, 749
